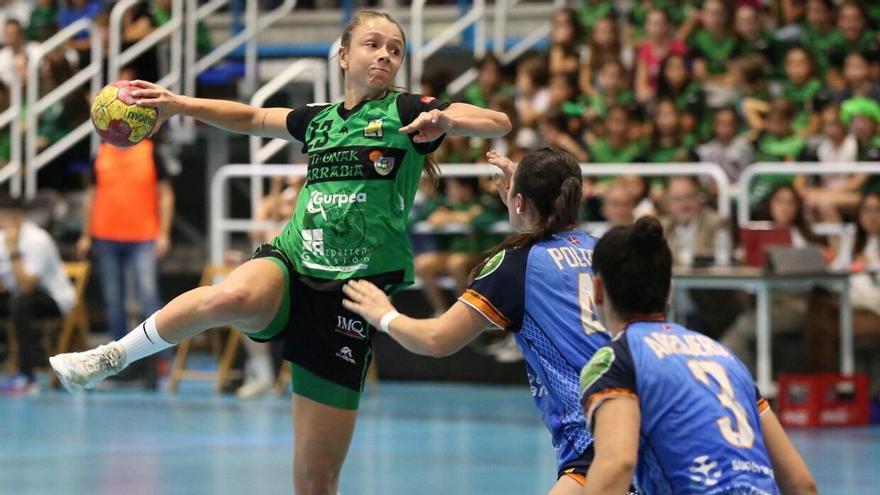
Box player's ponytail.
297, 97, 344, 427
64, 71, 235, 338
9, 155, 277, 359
472, 148, 582, 277
593, 216, 672, 318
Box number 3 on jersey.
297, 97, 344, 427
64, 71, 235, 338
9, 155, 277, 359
688, 360, 755, 449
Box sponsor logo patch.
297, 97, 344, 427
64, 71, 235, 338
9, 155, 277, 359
475, 250, 505, 280
579, 347, 615, 397
302, 229, 324, 256
336, 346, 357, 364
364, 118, 383, 138
688, 455, 722, 487
369, 150, 395, 176
334, 315, 368, 340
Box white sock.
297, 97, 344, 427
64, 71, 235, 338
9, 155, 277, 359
118, 312, 174, 365
252, 354, 274, 382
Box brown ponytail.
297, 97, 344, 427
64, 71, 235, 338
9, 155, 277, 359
471, 148, 583, 278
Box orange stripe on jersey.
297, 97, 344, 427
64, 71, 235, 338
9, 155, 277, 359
460, 289, 511, 328
757, 398, 771, 414
562, 471, 586, 486
586, 388, 638, 410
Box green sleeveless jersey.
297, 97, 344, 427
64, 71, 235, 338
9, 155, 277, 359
275, 92, 447, 290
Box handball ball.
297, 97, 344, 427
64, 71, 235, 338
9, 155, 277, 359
91, 81, 158, 147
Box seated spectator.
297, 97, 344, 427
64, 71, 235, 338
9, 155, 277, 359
594, 181, 635, 235
513, 55, 550, 128
36, 50, 91, 191
841, 96, 880, 162
460, 53, 512, 109
804, 191, 880, 371
721, 184, 824, 370
696, 106, 756, 185
576, 0, 616, 36
634, 9, 687, 104
548, 8, 582, 76
797, 105, 866, 221
579, 16, 632, 95
27, 0, 58, 42
734, 54, 773, 132
659, 176, 723, 267
815, 52, 880, 116
413, 177, 487, 316
539, 110, 588, 162
826, 2, 880, 87
656, 53, 708, 139
801, 0, 839, 78
582, 60, 635, 126
628, 0, 692, 41
732, 4, 783, 70
639, 98, 696, 164
0, 20, 38, 85
777, 46, 823, 136
0, 193, 75, 395
58, 0, 103, 66
586, 105, 644, 164
685, 0, 737, 81
749, 98, 808, 207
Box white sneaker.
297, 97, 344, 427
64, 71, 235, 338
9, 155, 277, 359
236, 378, 273, 399
49, 343, 128, 393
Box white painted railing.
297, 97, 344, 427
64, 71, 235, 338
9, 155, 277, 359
0, 69, 23, 196
410, 0, 486, 92
108, 0, 183, 89
25, 18, 102, 199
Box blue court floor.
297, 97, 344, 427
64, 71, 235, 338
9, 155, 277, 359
1, 381, 878, 494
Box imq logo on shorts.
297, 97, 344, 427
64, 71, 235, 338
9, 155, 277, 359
334, 315, 368, 340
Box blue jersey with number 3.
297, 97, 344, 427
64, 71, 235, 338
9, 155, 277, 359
581, 322, 778, 494
460, 231, 611, 471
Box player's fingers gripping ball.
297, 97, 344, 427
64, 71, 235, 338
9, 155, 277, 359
91, 81, 158, 147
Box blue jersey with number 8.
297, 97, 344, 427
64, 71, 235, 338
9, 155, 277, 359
580, 322, 778, 494
460, 231, 610, 471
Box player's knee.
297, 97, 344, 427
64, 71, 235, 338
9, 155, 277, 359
205, 284, 260, 320
296, 470, 339, 495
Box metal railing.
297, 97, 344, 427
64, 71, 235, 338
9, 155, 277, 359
248, 59, 327, 214
25, 18, 103, 199
184, 0, 296, 100
108, 0, 183, 89
0, 70, 23, 196
410, 0, 486, 93
737, 162, 880, 225
492, 0, 564, 64
209, 161, 730, 266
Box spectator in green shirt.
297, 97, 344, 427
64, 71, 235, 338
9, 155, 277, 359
801, 0, 839, 77
686, 0, 737, 80
750, 98, 808, 206
549, 8, 583, 77
460, 53, 513, 109
731, 4, 785, 77
582, 60, 635, 126
826, 2, 880, 87
778, 46, 823, 136
579, 16, 631, 96
641, 99, 696, 164
656, 53, 708, 139
27, 0, 57, 42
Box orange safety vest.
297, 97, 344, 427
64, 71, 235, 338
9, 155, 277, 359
90, 140, 161, 242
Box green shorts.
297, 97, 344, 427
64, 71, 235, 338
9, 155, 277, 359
249, 244, 375, 410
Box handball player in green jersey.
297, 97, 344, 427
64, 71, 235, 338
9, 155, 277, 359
50, 10, 510, 494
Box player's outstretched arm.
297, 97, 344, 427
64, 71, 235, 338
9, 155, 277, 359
583, 397, 640, 495
129, 80, 292, 140
400, 102, 511, 143
341, 280, 488, 357
760, 410, 818, 495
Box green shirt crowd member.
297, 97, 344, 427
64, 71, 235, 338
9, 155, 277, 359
688, 29, 737, 75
